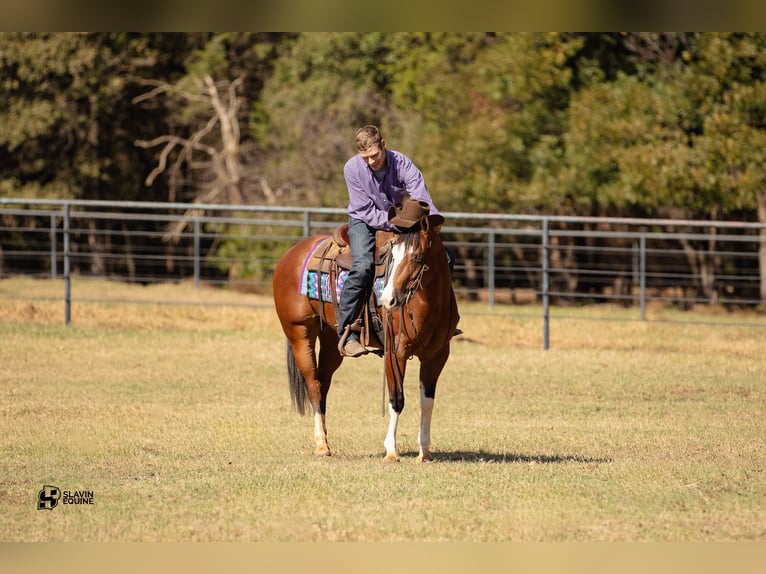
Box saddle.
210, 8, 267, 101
309, 225, 353, 273
305, 224, 389, 349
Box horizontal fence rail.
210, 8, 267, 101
2, 198, 765, 347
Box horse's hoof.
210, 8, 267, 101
314, 447, 331, 457
382, 453, 400, 464
417, 452, 434, 468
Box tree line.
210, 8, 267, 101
1, 33, 765, 301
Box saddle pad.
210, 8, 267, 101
300, 269, 385, 303
299, 240, 384, 301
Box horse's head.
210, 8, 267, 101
380, 215, 438, 310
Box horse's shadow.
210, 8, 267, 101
399, 450, 612, 465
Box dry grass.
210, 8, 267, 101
1, 277, 765, 542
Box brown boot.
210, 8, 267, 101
342, 336, 368, 357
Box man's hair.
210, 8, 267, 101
355, 125, 383, 152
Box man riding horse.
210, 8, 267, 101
338, 125, 443, 357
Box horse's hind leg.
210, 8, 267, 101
288, 324, 336, 457
313, 326, 343, 455
417, 383, 435, 463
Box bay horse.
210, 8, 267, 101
272, 211, 459, 462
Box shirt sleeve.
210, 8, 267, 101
392, 152, 440, 216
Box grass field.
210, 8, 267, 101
1, 277, 764, 542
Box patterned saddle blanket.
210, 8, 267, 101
298, 234, 385, 302
301, 266, 385, 303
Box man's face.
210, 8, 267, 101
361, 143, 386, 171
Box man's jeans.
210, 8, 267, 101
337, 217, 377, 338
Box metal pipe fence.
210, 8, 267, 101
2, 198, 765, 344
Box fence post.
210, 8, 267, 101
193, 218, 201, 288
50, 213, 57, 279
487, 229, 496, 309
63, 203, 71, 326
640, 234, 647, 321
542, 219, 550, 350
303, 211, 311, 238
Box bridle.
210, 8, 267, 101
402, 244, 431, 305
392, 217, 433, 305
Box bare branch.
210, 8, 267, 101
134, 72, 248, 231
134, 136, 186, 185
131, 81, 173, 104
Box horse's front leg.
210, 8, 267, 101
382, 352, 407, 463
417, 346, 450, 463
383, 403, 401, 463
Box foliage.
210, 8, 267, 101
250, 32, 392, 208
0, 33, 199, 202
2, 32, 766, 296
2, 31, 765, 218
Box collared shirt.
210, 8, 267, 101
343, 149, 440, 231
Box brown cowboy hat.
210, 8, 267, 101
388, 197, 445, 229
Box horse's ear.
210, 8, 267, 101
428, 214, 445, 228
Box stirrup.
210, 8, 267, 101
338, 324, 367, 357
341, 337, 368, 358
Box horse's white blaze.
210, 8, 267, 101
383, 403, 400, 457
381, 241, 408, 309
418, 385, 434, 458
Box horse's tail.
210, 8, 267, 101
286, 339, 309, 416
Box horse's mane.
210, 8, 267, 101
397, 228, 422, 250
394, 220, 433, 251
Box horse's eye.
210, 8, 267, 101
414, 253, 425, 263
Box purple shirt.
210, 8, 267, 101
343, 149, 440, 231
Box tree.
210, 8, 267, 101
133, 32, 288, 207
685, 33, 766, 302
251, 32, 393, 208
0, 33, 200, 202
550, 33, 766, 303
134, 73, 247, 207
0, 33, 197, 275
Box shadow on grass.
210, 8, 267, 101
406, 450, 613, 464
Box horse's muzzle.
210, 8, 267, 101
381, 293, 402, 310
